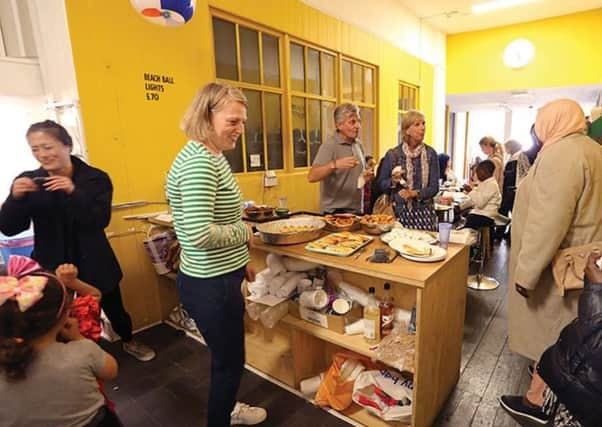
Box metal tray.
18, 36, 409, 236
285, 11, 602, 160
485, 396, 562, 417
256, 217, 326, 245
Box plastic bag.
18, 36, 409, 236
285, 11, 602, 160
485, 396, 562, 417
375, 328, 415, 374
315, 352, 379, 411
352, 369, 413, 422
259, 301, 288, 328
143, 227, 176, 274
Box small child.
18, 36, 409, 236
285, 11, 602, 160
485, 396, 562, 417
0, 256, 120, 427
462, 160, 502, 230
363, 155, 377, 214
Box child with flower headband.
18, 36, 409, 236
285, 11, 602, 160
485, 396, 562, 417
0, 256, 121, 426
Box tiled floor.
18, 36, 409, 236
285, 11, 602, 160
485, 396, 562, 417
101, 240, 529, 426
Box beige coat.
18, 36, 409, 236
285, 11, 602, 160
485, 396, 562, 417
508, 133, 602, 361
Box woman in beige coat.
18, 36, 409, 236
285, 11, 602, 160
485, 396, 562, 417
508, 99, 602, 362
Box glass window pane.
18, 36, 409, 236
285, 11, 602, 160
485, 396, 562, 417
265, 93, 283, 170
364, 67, 373, 104
307, 48, 320, 95
308, 99, 321, 164
240, 27, 260, 84
352, 63, 363, 101
322, 101, 336, 143
262, 34, 280, 87
398, 85, 404, 110
321, 53, 335, 98
398, 112, 403, 145
213, 18, 237, 80
360, 107, 373, 155
342, 60, 352, 100
243, 89, 264, 172
292, 97, 307, 167
290, 43, 305, 92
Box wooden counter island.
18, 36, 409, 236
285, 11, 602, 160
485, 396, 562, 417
246, 234, 469, 427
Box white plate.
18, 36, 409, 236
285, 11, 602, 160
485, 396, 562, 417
389, 238, 447, 262
381, 228, 437, 245
400, 246, 447, 262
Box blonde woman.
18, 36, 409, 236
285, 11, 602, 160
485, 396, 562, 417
375, 110, 439, 230
166, 83, 266, 427
479, 136, 504, 190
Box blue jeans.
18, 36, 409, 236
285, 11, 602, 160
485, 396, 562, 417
177, 267, 246, 427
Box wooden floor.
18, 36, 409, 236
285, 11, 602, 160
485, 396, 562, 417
434, 240, 530, 427
102, 239, 530, 426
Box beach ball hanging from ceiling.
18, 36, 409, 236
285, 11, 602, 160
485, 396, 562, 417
130, 0, 195, 27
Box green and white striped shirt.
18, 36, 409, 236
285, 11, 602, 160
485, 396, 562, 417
166, 141, 250, 278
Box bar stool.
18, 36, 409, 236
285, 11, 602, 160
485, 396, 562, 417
467, 225, 498, 290
467, 214, 510, 290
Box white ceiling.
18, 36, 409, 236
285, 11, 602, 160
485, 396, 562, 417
398, 0, 602, 34
447, 84, 602, 111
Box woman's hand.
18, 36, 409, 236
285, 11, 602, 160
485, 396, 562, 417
245, 264, 256, 282
363, 169, 375, 183
585, 252, 602, 284
11, 177, 38, 199
60, 317, 85, 341
398, 189, 419, 200
43, 175, 75, 194
56, 264, 78, 287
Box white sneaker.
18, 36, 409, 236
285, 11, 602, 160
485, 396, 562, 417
122, 340, 156, 362
230, 402, 267, 425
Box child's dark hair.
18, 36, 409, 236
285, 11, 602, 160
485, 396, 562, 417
26, 120, 73, 148
476, 159, 495, 178
0, 274, 67, 382
365, 155, 374, 163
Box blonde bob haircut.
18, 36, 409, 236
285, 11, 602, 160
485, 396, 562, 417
401, 110, 426, 137
181, 82, 248, 142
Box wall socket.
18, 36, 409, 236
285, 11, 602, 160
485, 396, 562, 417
264, 171, 278, 187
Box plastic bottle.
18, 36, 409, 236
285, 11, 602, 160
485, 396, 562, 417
379, 283, 394, 337
363, 287, 381, 344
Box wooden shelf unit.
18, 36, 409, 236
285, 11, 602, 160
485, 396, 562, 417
249, 237, 469, 427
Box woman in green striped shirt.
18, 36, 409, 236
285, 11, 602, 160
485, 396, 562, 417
166, 83, 266, 427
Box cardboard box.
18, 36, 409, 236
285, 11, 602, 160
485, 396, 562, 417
289, 300, 362, 334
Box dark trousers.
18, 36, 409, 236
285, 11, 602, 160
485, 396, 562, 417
101, 285, 133, 342
177, 267, 246, 427
464, 213, 494, 230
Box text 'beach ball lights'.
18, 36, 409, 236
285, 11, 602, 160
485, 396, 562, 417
130, 0, 195, 27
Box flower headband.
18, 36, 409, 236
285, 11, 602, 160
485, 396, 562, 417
0, 255, 66, 315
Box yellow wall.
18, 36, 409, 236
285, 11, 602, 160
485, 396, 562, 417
447, 8, 602, 94
65, 0, 435, 327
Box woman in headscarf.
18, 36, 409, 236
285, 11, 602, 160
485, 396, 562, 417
376, 110, 439, 230
507, 98, 602, 364
478, 136, 504, 190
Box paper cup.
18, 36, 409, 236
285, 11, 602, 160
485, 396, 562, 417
332, 298, 351, 315
300, 289, 328, 310
344, 319, 364, 335
300, 373, 324, 396
297, 278, 313, 294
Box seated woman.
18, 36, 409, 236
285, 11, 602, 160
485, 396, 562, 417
462, 160, 501, 230
500, 252, 602, 426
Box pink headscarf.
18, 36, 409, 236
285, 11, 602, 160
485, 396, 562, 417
534, 99, 586, 150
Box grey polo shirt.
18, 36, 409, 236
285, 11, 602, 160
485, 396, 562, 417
312, 132, 366, 214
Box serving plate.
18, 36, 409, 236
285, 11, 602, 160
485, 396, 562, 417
256, 217, 325, 245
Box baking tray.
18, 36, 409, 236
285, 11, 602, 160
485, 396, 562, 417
304, 232, 373, 257
256, 217, 326, 245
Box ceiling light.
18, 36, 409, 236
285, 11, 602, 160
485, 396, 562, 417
472, 0, 539, 14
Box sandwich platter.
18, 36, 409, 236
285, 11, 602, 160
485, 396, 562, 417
380, 227, 437, 245
388, 238, 447, 262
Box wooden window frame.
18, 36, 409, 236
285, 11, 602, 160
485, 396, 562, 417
211, 10, 285, 174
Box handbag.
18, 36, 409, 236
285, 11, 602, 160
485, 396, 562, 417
398, 202, 437, 231
372, 193, 395, 217
552, 241, 601, 296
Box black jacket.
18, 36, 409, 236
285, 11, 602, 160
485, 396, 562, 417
538, 279, 602, 427
0, 156, 122, 293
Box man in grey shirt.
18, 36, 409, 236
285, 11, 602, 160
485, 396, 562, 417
308, 103, 372, 214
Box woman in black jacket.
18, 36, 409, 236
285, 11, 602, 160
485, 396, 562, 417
500, 252, 602, 426
0, 120, 154, 361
